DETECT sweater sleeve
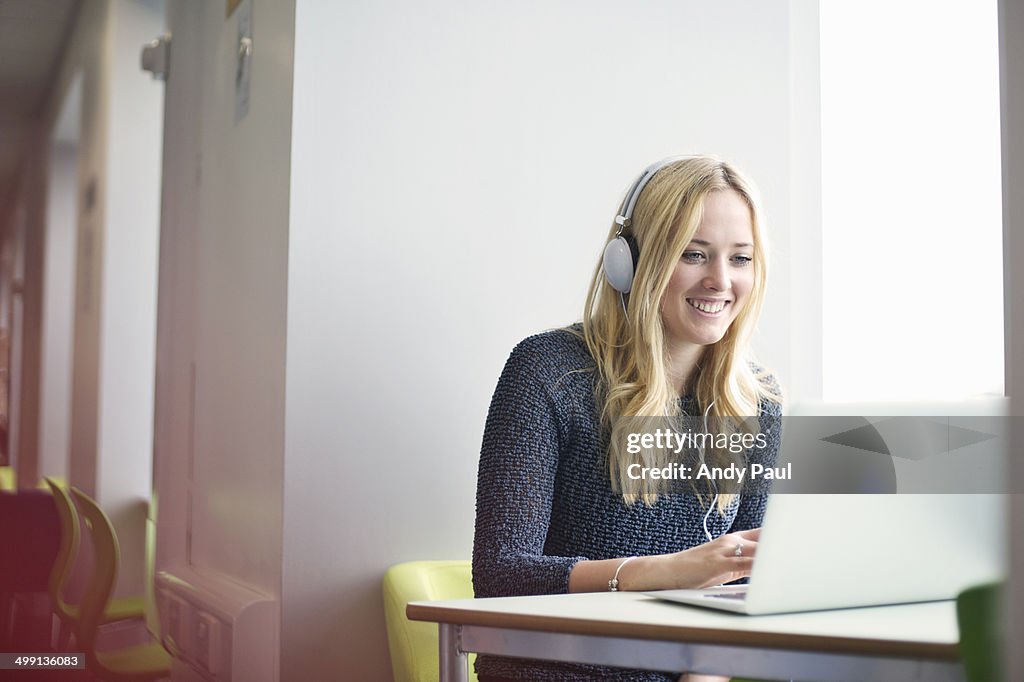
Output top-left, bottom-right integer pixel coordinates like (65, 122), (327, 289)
(472, 339), (588, 598)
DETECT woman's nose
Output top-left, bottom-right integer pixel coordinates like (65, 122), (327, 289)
(702, 259), (730, 291)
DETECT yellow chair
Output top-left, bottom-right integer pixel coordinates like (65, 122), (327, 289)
(383, 560), (478, 682)
(382, 561), (770, 682)
(40, 475), (67, 491)
(45, 478), (145, 648)
(70, 486), (171, 681)
(0, 466), (14, 491)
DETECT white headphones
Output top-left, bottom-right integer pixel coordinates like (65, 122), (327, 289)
(603, 155), (694, 294)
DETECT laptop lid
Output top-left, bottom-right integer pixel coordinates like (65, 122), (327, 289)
(741, 494), (1005, 615)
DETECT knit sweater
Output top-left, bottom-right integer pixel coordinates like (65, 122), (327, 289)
(472, 327), (782, 681)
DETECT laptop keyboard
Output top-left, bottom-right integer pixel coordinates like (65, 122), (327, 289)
(703, 590), (748, 600)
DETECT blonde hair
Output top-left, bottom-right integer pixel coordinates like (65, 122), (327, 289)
(581, 156), (780, 506)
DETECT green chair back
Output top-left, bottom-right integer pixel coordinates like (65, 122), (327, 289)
(957, 582), (1002, 682)
(383, 560), (477, 682)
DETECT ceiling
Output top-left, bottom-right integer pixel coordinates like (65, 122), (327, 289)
(0, 0), (81, 212)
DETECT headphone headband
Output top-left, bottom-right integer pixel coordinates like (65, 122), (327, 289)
(605, 155), (697, 296)
(614, 155), (694, 232)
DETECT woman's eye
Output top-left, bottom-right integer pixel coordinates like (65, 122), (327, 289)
(681, 251), (705, 263)
(732, 255), (753, 266)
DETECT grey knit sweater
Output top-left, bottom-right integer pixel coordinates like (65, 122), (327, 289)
(472, 327), (782, 681)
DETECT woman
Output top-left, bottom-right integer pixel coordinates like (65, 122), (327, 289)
(473, 156), (783, 682)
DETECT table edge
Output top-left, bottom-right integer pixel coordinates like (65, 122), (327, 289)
(406, 602), (962, 661)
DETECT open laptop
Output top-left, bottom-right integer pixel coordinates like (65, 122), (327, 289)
(648, 494), (1005, 615)
(650, 399), (1009, 614)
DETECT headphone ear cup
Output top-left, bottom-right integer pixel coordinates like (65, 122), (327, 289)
(603, 235), (639, 294)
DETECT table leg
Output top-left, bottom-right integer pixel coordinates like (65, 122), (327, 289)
(439, 623), (468, 682)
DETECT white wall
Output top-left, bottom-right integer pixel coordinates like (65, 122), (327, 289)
(38, 70), (83, 483)
(5, 197), (28, 478)
(153, 0), (293, 629)
(184, 0), (292, 593)
(63, 0), (111, 496)
(785, 0), (822, 403)
(39, 141), (78, 481)
(97, 0), (164, 596)
(152, 1), (294, 676)
(284, 1), (819, 678)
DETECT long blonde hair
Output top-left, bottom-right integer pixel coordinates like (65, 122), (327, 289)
(581, 156), (780, 506)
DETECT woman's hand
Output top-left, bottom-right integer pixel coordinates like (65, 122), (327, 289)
(627, 528), (761, 591)
(568, 528), (760, 593)
(668, 527), (760, 588)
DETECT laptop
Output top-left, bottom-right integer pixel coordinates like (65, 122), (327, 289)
(648, 494), (1005, 615)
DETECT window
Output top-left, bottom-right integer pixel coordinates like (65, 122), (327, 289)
(819, 0), (1003, 400)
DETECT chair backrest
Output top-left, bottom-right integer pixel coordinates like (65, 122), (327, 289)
(382, 560), (477, 682)
(957, 582), (1002, 682)
(69, 487), (120, 660)
(0, 466), (14, 491)
(44, 478), (80, 624)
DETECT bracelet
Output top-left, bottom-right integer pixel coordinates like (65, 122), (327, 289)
(608, 556), (638, 592)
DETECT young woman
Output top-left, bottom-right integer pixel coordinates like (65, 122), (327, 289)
(473, 156), (783, 682)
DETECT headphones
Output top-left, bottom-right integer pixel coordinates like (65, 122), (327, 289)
(603, 156), (694, 295)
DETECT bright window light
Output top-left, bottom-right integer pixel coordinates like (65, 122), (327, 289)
(819, 0), (1003, 401)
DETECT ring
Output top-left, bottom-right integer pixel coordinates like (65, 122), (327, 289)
(733, 544), (743, 557)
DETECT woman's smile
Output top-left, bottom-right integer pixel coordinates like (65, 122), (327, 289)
(685, 298), (730, 316)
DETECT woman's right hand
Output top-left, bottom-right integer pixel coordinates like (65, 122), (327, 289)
(568, 528), (761, 593)
(636, 528), (761, 590)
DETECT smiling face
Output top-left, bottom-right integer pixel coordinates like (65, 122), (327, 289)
(660, 188), (756, 355)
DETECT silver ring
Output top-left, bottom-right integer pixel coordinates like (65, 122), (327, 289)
(733, 544), (743, 557)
